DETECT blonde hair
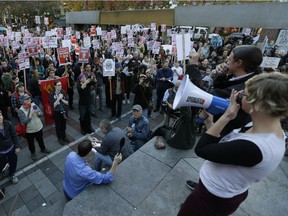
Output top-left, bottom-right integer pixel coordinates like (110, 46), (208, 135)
(245, 72), (288, 117)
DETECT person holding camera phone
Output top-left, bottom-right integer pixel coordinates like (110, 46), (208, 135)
(50, 80), (70, 145)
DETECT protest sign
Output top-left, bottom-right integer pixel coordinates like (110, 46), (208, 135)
(121, 26), (127, 35)
(260, 57), (281, 68)
(83, 36), (91, 47)
(35, 16), (40, 24)
(44, 17), (49, 25)
(18, 52), (30, 70)
(96, 27), (102, 36)
(176, 33), (191, 61)
(103, 59), (115, 77)
(57, 47), (71, 66)
(78, 47), (90, 63)
(275, 30), (288, 46)
(27, 44), (38, 57)
(91, 26), (96, 36)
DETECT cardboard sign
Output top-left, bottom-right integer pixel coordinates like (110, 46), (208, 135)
(176, 33), (191, 61)
(103, 59), (115, 77)
(161, 24), (166, 32)
(28, 44), (38, 57)
(83, 36), (91, 47)
(57, 28), (63, 38)
(78, 47), (90, 63)
(260, 57), (281, 68)
(35, 16), (41, 24)
(276, 30), (288, 46)
(151, 23), (157, 31)
(57, 47), (71, 66)
(18, 52), (30, 70)
(121, 26), (127, 35)
(96, 27), (102, 36)
(44, 17), (49, 25)
(91, 26), (96, 36)
(76, 31), (81, 39)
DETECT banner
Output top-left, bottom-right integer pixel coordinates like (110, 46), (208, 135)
(78, 47), (90, 63)
(57, 47), (71, 66)
(40, 76), (68, 125)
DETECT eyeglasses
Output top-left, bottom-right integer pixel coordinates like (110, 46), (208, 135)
(56, 84), (62, 86)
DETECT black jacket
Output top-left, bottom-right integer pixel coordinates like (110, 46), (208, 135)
(0, 120), (20, 152)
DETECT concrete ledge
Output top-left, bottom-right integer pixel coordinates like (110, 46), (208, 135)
(63, 137), (288, 216)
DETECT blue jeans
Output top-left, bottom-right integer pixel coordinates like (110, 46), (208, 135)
(94, 152), (113, 171)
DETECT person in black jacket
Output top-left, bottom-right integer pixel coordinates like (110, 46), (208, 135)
(77, 74), (94, 135)
(0, 110), (20, 184)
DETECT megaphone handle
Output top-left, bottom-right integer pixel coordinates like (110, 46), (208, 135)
(196, 117), (205, 124)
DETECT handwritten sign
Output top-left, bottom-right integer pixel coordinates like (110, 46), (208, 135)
(103, 59), (115, 77)
(275, 30), (288, 46)
(260, 57), (281, 68)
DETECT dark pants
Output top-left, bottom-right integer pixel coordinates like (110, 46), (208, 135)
(177, 179), (248, 216)
(125, 76), (133, 100)
(54, 111), (67, 140)
(68, 87), (74, 108)
(0, 146), (17, 177)
(79, 104), (92, 133)
(26, 129), (46, 153)
(156, 87), (166, 110)
(111, 94), (123, 118)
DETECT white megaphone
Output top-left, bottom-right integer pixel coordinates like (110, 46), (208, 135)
(173, 75), (229, 120)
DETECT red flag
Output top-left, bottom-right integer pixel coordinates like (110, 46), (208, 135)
(40, 77), (68, 125)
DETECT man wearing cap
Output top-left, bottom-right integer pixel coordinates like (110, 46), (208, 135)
(127, 105), (150, 151)
(18, 94), (51, 160)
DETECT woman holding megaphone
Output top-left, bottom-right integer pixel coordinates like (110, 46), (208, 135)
(178, 72), (288, 216)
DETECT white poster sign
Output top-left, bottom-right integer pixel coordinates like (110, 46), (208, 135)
(176, 34), (191, 61)
(260, 57), (281, 68)
(103, 59), (115, 77)
(276, 30), (288, 46)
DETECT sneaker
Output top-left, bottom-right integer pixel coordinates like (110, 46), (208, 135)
(122, 100), (126, 105)
(9, 175), (18, 184)
(31, 153), (37, 161)
(127, 99), (131, 104)
(41, 149), (51, 154)
(186, 180), (199, 191)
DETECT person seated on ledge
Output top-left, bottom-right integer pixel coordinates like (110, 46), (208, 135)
(94, 119), (125, 171)
(63, 139), (122, 200)
(126, 104), (150, 151)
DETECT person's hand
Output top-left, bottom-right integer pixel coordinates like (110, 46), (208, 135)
(223, 89), (240, 120)
(199, 109), (214, 128)
(127, 127), (132, 133)
(58, 93), (63, 99)
(127, 132), (133, 138)
(114, 153), (122, 164)
(15, 148), (20, 154)
(216, 63), (229, 75)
